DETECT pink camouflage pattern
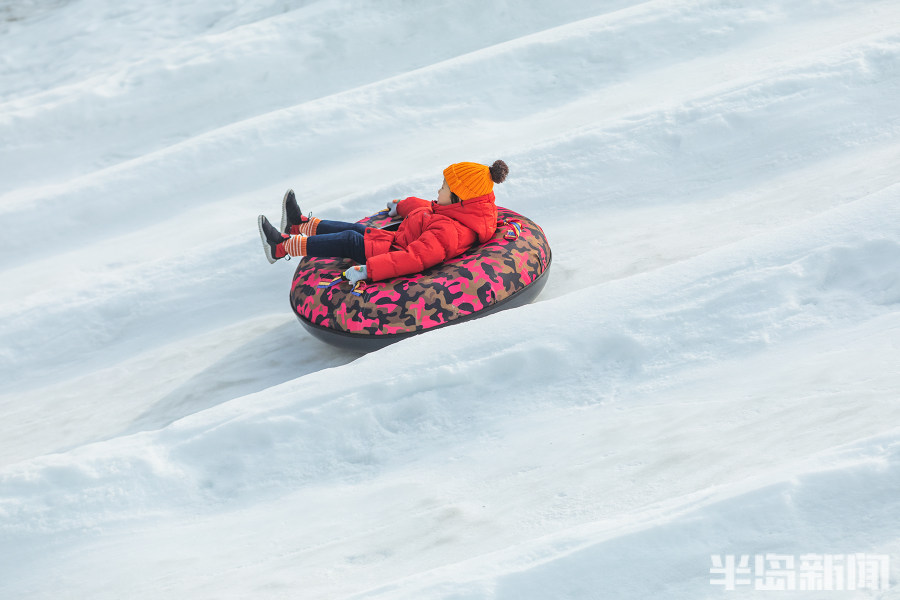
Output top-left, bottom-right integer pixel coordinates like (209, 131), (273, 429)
(289, 206), (551, 337)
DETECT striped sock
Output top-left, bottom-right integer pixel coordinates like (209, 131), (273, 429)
(290, 217), (320, 236)
(283, 235), (308, 257)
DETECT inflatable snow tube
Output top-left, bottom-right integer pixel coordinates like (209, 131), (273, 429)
(289, 206), (551, 352)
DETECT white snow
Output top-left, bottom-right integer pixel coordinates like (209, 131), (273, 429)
(2, 0), (899, 598)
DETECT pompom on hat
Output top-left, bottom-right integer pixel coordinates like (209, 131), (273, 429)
(443, 159), (509, 201)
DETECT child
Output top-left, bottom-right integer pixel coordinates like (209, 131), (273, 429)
(258, 160), (508, 283)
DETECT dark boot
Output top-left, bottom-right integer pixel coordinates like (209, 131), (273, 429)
(281, 189), (307, 234)
(258, 214), (288, 264)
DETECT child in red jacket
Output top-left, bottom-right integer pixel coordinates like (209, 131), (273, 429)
(258, 160), (508, 283)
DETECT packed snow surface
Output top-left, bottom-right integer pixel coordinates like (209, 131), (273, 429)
(2, 0), (899, 598)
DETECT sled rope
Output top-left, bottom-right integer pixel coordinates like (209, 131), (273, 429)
(317, 276), (343, 289)
(316, 275), (367, 298)
(500, 219), (522, 240)
(350, 281), (367, 296)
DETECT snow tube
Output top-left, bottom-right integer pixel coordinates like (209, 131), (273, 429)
(289, 206), (551, 351)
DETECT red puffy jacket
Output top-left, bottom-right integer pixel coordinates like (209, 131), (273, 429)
(364, 192), (498, 281)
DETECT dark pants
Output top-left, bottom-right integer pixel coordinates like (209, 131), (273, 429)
(305, 220), (367, 264)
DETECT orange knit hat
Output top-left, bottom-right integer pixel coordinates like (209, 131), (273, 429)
(443, 159), (509, 201)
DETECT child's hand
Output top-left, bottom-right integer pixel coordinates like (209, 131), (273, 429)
(387, 199), (399, 218)
(344, 265), (368, 284)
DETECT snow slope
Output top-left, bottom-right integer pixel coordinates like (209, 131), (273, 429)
(1, 0), (899, 598)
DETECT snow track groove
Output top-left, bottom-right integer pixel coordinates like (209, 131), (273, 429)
(3, 0), (898, 261)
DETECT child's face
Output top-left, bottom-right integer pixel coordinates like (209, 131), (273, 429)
(437, 179), (453, 205)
